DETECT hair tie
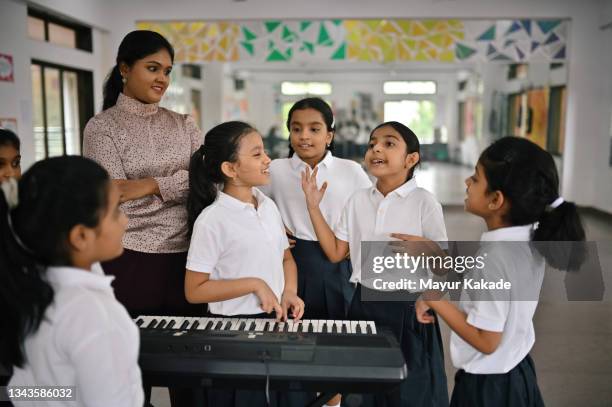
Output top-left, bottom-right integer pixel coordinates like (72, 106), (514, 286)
(1, 178), (34, 254)
(1, 178), (19, 209)
(548, 197), (564, 210)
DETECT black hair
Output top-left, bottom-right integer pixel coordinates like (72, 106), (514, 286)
(0, 156), (110, 368)
(286, 97), (336, 157)
(0, 129), (20, 150)
(187, 121), (257, 234)
(479, 136), (586, 270)
(370, 121), (421, 180)
(102, 30), (175, 110)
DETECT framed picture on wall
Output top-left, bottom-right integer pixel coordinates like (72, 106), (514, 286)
(547, 86), (566, 155)
(526, 88), (549, 150)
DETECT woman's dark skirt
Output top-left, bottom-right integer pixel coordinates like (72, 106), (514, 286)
(450, 354), (545, 407)
(101, 248), (203, 318)
(291, 237), (355, 319)
(345, 284), (449, 407)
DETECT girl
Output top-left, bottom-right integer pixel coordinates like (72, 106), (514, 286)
(185, 121), (304, 406)
(262, 97), (371, 320)
(262, 98), (371, 407)
(301, 121), (449, 407)
(414, 136), (585, 407)
(0, 156), (142, 406)
(0, 128), (21, 182)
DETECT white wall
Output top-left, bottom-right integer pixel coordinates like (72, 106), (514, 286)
(0, 0), (111, 168)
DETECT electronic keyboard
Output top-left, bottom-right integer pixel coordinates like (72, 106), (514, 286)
(136, 315), (407, 397)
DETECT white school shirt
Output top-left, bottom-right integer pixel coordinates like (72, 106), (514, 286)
(334, 178), (448, 284)
(186, 188), (288, 316)
(9, 263), (143, 407)
(260, 151), (371, 241)
(450, 225), (545, 374)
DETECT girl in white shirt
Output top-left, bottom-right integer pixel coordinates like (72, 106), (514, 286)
(262, 98), (371, 319)
(302, 121), (449, 407)
(414, 136), (586, 406)
(184, 121), (304, 407)
(261, 98), (371, 407)
(0, 156), (142, 407)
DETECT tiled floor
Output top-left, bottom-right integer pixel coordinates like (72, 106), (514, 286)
(151, 162), (612, 406)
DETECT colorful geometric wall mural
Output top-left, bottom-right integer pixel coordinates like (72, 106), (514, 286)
(136, 19), (568, 64)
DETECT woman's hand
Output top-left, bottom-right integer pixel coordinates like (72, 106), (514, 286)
(301, 167), (327, 210)
(113, 178), (159, 203)
(254, 280), (283, 320)
(416, 299), (435, 324)
(280, 290), (305, 321)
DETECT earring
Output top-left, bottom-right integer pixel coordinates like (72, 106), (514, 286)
(488, 203), (495, 209)
(122, 77), (127, 85)
(326, 143), (331, 147)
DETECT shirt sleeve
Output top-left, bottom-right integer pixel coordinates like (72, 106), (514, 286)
(334, 200), (350, 243)
(186, 212), (222, 274)
(154, 114), (203, 203)
(82, 117), (127, 180)
(422, 199), (448, 243)
(463, 254), (510, 333)
(57, 300), (144, 407)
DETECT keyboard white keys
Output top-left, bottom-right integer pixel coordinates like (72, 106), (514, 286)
(135, 315), (379, 335)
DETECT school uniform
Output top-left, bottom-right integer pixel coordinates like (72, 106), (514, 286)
(186, 188), (288, 406)
(335, 178), (449, 407)
(9, 264), (144, 407)
(450, 225), (545, 407)
(260, 151), (371, 318)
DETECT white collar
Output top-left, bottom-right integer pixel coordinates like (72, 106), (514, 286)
(371, 177), (418, 198)
(481, 225), (534, 241)
(290, 151), (334, 171)
(217, 188), (267, 211)
(45, 263), (114, 291)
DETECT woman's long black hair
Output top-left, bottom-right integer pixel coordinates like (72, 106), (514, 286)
(479, 136), (586, 270)
(102, 30), (174, 110)
(0, 156), (110, 368)
(187, 121), (256, 234)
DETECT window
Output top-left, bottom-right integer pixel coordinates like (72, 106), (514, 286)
(384, 100), (436, 144)
(383, 81), (436, 95)
(31, 60), (94, 160)
(27, 8), (92, 52)
(281, 81), (332, 96)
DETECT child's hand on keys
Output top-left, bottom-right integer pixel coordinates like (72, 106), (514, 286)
(281, 291), (305, 321)
(254, 280), (283, 321)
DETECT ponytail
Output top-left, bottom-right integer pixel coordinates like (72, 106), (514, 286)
(0, 191), (53, 368)
(187, 121), (257, 235)
(102, 65), (123, 111)
(0, 156), (110, 368)
(101, 30), (175, 110)
(478, 136), (586, 271)
(533, 200), (586, 270)
(187, 146), (218, 235)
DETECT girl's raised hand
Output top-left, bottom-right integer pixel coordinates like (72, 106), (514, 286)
(254, 280), (283, 321)
(301, 167), (328, 210)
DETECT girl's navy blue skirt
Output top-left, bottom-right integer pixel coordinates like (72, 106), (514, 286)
(346, 284), (449, 407)
(291, 237), (354, 318)
(450, 354), (545, 407)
